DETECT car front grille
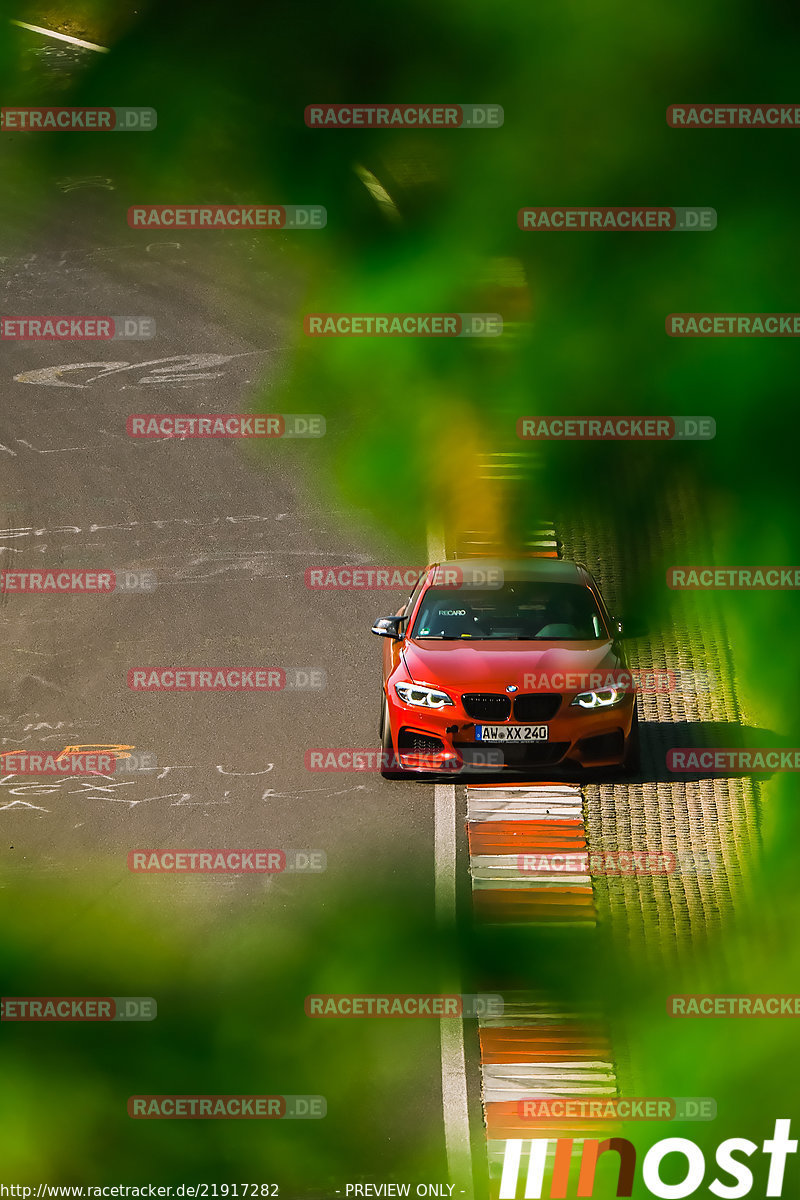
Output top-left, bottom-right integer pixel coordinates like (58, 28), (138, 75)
(462, 693), (512, 721)
(513, 694), (561, 721)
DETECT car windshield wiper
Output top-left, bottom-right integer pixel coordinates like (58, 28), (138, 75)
(414, 634), (476, 640)
(418, 634), (513, 640)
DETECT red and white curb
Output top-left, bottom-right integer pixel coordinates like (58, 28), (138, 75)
(467, 785), (594, 926)
(466, 785), (620, 1195)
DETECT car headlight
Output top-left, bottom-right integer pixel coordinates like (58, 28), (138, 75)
(570, 688), (626, 709)
(395, 682), (455, 709)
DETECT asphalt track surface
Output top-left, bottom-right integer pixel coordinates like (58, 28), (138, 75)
(0, 172), (477, 1193)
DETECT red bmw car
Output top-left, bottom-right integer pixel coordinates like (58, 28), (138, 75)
(372, 558), (641, 779)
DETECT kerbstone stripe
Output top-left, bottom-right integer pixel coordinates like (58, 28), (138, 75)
(467, 786), (585, 823)
(467, 786), (593, 925)
(466, 782), (620, 1191)
(480, 1009), (620, 1165)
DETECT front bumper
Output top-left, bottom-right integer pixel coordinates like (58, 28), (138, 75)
(385, 689), (636, 773)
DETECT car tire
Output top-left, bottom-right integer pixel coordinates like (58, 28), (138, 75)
(622, 706), (641, 776)
(380, 696), (408, 780)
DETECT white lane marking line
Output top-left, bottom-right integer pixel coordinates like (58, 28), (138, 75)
(428, 523), (473, 1197)
(434, 781), (458, 922)
(439, 1017), (473, 1194)
(10, 19), (110, 52)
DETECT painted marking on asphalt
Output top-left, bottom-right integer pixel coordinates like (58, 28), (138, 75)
(10, 19), (109, 53)
(0, 514), (290, 540)
(354, 164), (402, 224)
(13, 353), (265, 389)
(15, 439), (91, 454)
(439, 1016), (473, 1195)
(434, 780), (458, 923)
(57, 177), (115, 193)
(428, 524), (473, 1198)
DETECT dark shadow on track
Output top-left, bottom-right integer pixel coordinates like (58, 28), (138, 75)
(377, 720), (787, 786)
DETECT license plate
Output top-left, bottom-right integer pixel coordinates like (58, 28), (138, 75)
(475, 725), (549, 743)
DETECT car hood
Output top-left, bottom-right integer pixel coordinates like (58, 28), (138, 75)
(402, 639), (621, 692)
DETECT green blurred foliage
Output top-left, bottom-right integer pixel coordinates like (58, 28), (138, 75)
(4, 0), (800, 1191)
(0, 876), (459, 1188)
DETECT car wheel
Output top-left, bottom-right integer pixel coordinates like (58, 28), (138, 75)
(622, 706), (641, 776)
(380, 697), (408, 780)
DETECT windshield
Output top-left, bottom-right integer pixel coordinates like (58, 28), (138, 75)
(410, 581), (609, 641)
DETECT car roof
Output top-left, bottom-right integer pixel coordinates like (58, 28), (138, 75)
(429, 558), (590, 583)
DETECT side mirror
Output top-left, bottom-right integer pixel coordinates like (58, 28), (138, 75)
(371, 615), (406, 639)
(614, 616), (648, 639)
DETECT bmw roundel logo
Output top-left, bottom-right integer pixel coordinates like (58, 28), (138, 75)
(505, 684), (518, 693)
